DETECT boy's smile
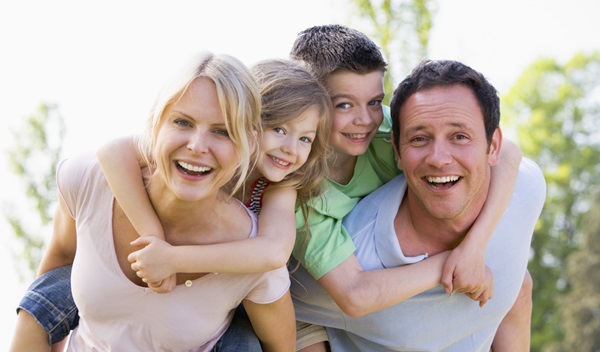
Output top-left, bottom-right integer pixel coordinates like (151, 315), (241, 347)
(326, 70), (385, 158)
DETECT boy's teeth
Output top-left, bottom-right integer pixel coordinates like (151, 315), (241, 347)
(178, 161), (211, 172)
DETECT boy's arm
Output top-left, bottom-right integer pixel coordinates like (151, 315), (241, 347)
(96, 136), (164, 239)
(440, 139), (522, 296)
(127, 185), (296, 282)
(243, 291), (296, 352)
(318, 250), (452, 318)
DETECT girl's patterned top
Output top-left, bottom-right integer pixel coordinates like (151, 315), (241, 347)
(246, 177), (270, 215)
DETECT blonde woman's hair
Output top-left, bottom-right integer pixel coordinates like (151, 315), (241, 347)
(138, 52), (262, 195)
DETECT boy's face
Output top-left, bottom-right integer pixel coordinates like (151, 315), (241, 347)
(325, 70), (385, 157)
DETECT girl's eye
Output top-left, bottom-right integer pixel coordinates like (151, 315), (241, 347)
(335, 102), (351, 109)
(368, 99), (383, 107)
(273, 127), (286, 134)
(299, 136), (312, 143)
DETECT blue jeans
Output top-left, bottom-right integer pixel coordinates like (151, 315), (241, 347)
(18, 265), (262, 350)
(17, 265), (78, 344)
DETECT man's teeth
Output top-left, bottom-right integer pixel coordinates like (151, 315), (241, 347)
(178, 161), (211, 173)
(427, 175), (459, 183)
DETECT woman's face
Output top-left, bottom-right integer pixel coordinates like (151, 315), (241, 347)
(154, 77), (239, 202)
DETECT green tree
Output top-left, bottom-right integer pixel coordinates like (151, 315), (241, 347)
(557, 190), (600, 351)
(4, 103), (65, 282)
(349, 0), (437, 104)
(502, 51), (600, 351)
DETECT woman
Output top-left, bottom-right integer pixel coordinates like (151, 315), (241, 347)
(10, 52), (295, 351)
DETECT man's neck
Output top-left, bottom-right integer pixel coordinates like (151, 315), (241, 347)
(394, 194), (475, 257)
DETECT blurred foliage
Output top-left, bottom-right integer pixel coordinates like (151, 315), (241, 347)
(4, 103), (64, 282)
(349, 0), (437, 105)
(502, 51), (600, 351)
(557, 190), (600, 351)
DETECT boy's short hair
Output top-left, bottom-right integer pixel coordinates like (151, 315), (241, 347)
(290, 24), (387, 81)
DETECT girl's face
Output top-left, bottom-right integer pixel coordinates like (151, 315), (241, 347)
(257, 106), (320, 183)
(326, 70), (385, 158)
(154, 77), (239, 202)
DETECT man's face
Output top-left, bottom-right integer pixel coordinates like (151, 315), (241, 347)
(395, 84), (501, 223)
(325, 70), (385, 157)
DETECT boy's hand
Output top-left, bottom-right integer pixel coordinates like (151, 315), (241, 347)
(128, 236), (176, 293)
(441, 244), (489, 295)
(463, 267), (494, 307)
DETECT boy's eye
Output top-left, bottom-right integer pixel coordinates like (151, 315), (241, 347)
(273, 127), (286, 134)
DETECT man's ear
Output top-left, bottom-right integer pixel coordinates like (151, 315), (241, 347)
(392, 132), (404, 170)
(488, 127), (503, 166)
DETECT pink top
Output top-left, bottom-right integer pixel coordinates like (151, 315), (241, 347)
(59, 153), (290, 351)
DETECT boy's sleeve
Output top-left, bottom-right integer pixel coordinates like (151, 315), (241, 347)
(293, 187), (358, 280)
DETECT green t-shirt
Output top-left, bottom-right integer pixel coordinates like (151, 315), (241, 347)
(293, 108), (401, 279)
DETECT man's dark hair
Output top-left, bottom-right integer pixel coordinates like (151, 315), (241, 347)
(390, 60), (500, 148)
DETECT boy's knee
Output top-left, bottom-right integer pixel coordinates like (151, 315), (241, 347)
(515, 270), (533, 310)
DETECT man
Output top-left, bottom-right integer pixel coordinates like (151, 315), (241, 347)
(290, 59), (545, 351)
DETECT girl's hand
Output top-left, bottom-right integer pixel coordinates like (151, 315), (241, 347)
(128, 236), (177, 293)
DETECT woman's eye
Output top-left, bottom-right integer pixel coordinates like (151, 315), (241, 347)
(174, 118), (192, 127)
(368, 99), (383, 107)
(214, 129), (230, 137)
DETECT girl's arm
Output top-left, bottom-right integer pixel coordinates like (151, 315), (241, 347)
(128, 185), (296, 282)
(243, 291), (296, 352)
(440, 138), (523, 297)
(97, 136), (176, 292)
(96, 136), (164, 240)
